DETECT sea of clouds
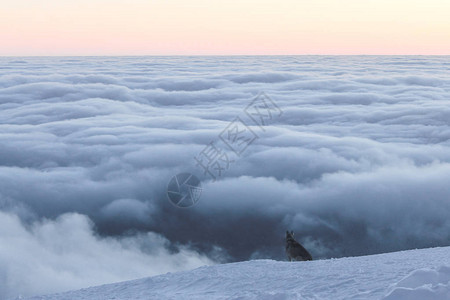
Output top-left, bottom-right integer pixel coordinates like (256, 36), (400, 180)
(1, 56), (450, 298)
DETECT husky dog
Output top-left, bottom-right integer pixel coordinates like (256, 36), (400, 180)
(285, 231), (312, 261)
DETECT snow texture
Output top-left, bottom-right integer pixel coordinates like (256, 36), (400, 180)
(383, 265), (450, 300)
(27, 246), (450, 300)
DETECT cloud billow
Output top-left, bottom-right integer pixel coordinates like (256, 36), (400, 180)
(1, 56), (450, 298)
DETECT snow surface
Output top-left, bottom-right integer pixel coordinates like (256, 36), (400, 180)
(26, 246), (450, 300)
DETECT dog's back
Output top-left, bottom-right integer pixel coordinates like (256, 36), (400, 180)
(285, 231), (312, 261)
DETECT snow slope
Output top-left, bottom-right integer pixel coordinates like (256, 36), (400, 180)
(26, 246), (450, 300)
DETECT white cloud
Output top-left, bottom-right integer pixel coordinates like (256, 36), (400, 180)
(1, 55), (450, 298)
(0, 212), (213, 299)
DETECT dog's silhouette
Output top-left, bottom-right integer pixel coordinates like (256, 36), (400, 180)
(285, 230), (312, 261)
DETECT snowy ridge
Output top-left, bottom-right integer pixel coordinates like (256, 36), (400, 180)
(26, 246), (450, 300)
(384, 266), (450, 300)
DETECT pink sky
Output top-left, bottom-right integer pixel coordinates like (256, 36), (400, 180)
(1, 0), (449, 55)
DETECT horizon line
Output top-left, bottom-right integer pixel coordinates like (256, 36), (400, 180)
(2, 54), (450, 58)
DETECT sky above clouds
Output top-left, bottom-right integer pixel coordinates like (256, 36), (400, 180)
(1, 56), (450, 298)
(1, 0), (450, 55)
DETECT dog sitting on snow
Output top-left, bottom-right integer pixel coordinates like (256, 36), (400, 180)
(285, 230), (313, 261)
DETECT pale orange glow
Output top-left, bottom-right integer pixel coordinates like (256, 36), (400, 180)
(1, 0), (449, 55)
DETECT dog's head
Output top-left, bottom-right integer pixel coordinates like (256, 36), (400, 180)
(286, 230), (295, 241)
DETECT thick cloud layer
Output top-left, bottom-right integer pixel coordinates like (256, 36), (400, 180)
(0, 212), (213, 299)
(1, 56), (450, 298)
